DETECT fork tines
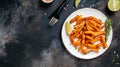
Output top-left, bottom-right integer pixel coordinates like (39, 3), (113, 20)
(48, 17), (58, 27)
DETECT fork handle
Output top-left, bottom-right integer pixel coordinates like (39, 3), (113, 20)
(56, 0), (70, 15)
(49, 0), (70, 18)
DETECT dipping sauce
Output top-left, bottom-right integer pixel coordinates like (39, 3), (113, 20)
(42, 0), (53, 3)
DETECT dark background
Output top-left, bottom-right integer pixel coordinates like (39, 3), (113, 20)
(0, 0), (120, 67)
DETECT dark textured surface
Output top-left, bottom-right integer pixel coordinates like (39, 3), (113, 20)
(0, 0), (120, 67)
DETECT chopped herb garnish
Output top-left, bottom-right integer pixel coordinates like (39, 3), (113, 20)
(105, 18), (112, 41)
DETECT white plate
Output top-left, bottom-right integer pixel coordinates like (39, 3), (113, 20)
(61, 8), (113, 59)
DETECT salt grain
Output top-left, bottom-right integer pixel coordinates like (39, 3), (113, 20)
(45, 13), (47, 15)
(81, 5), (83, 7)
(83, 0), (86, 3)
(64, 7), (67, 10)
(115, 62), (119, 65)
(116, 54), (119, 58)
(66, 4), (69, 7)
(114, 51), (116, 54)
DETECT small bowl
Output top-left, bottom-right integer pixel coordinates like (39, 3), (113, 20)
(42, 0), (53, 4)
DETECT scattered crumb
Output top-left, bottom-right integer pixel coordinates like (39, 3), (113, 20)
(64, 7), (67, 10)
(83, 0), (86, 3)
(57, 2), (59, 5)
(114, 51), (116, 54)
(115, 62), (119, 65)
(81, 5), (83, 7)
(89, 4), (95, 8)
(66, 4), (69, 7)
(45, 13), (47, 15)
(116, 54), (119, 58)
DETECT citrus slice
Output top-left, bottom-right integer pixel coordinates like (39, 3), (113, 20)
(75, 0), (81, 8)
(108, 0), (120, 11)
(65, 22), (72, 35)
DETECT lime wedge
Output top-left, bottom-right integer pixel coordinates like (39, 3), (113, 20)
(108, 0), (120, 11)
(75, 0), (81, 8)
(65, 22), (72, 35)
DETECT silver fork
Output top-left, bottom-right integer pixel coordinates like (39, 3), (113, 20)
(48, 0), (70, 27)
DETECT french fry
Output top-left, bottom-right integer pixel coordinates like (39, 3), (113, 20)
(69, 34), (77, 47)
(70, 15), (82, 23)
(70, 16), (77, 23)
(74, 38), (81, 46)
(82, 32), (85, 45)
(85, 21), (94, 31)
(85, 39), (91, 44)
(92, 17), (103, 24)
(88, 21), (100, 31)
(76, 15), (82, 21)
(85, 31), (106, 36)
(90, 37), (100, 43)
(96, 43), (102, 49)
(89, 20), (97, 27)
(86, 44), (98, 49)
(85, 35), (93, 40)
(78, 45), (84, 51)
(81, 48), (99, 54)
(101, 36), (108, 48)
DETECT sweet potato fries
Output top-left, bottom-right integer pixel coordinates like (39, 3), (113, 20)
(69, 15), (107, 54)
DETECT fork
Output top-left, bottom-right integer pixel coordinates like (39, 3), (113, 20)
(49, 14), (59, 26)
(48, 0), (70, 27)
